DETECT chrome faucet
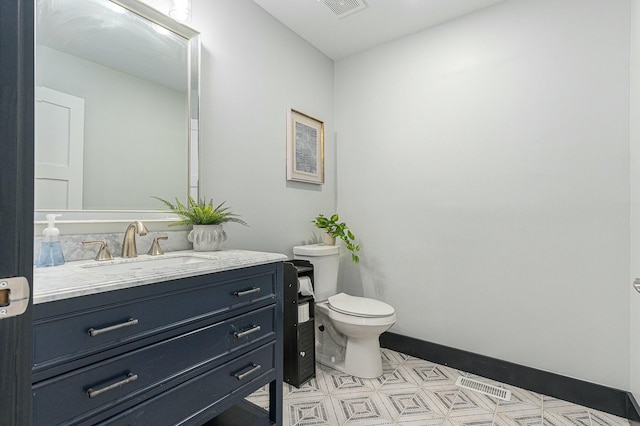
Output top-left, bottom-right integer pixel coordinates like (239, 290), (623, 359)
(121, 221), (148, 258)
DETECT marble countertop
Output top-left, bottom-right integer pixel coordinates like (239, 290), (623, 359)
(33, 249), (288, 304)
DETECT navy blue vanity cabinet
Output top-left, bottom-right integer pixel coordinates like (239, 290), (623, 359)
(32, 262), (284, 426)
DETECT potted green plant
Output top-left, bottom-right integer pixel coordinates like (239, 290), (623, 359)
(154, 195), (248, 251)
(312, 213), (361, 263)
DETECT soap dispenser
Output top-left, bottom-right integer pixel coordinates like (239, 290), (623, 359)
(35, 214), (65, 267)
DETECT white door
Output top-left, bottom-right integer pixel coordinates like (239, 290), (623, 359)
(34, 86), (85, 210)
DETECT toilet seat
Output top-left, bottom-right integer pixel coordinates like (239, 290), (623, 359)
(328, 293), (395, 318)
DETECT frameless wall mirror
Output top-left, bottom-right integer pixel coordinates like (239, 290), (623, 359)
(34, 0), (199, 223)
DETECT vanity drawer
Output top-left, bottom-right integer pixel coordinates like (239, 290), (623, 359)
(32, 305), (276, 426)
(98, 342), (276, 426)
(33, 270), (276, 372)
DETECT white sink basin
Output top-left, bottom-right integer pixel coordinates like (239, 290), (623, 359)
(81, 255), (211, 274)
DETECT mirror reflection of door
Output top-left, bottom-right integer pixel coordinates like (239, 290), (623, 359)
(35, 0), (194, 212)
(35, 86), (84, 210)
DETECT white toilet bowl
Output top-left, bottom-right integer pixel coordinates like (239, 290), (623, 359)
(316, 293), (396, 378)
(292, 244), (397, 379)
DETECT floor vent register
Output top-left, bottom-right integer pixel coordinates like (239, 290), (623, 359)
(455, 376), (512, 401)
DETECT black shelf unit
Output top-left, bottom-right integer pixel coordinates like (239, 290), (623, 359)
(283, 260), (316, 388)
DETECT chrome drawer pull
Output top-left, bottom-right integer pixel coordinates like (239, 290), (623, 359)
(234, 287), (260, 297)
(87, 373), (138, 399)
(234, 325), (261, 339)
(88, 318), (139, 337)
(234, 364), (261, 381)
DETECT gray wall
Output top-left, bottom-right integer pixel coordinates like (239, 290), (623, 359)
(148, 0), (633, 390)
(334, 0), (630, 389)
(191, 0), (337, 258)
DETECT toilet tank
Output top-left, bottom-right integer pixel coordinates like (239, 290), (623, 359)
(293, 244), (340, 302)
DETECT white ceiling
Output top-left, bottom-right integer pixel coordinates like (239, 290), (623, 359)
(253, 0), (507, 60)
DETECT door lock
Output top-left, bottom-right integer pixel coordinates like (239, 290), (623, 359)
(0, 277), (29, 319)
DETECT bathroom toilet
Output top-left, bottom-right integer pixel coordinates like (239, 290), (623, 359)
(293, 244), (396, 379)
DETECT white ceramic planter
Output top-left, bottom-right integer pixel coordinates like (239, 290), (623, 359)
(188, 224), (227, 251)
(323, 234), (336, 246)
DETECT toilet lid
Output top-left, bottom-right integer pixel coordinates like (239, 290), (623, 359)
(327, 293), (395, 318)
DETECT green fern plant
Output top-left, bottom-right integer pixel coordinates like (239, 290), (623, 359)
(312, 213), (361, 263)
(153, 195), (248, 227)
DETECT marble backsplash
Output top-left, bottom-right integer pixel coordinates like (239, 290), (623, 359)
(34, 230), (192, 263)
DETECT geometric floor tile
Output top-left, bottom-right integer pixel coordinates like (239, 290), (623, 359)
(386, 390), (434, 416)
(287, 397), (337, 426)
(373, 365), (419, 391)
(494, 389), (543, 426)
(338, 395), (382, 419)
(432, 388), (464, 414)
(330, 390), (395, 424)
(543, 410), (591, 426)
(589, 411), (632, 426)
(427, 366), (459, 384)
(446, 388), (497, 425)
(245, 348), (632, 426)
(494, 411), (542, 426)
(286, 377), (329, 400)
(543, 397), (592, 426)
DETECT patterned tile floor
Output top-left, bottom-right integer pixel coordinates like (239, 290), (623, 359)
(246, 348), (630, 426)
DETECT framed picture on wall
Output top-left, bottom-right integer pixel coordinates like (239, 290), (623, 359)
(287, 109), (324, 184)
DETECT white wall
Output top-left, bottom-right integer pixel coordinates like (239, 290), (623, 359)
(190, 0), (336, 257)
(335, 0), (630, 389)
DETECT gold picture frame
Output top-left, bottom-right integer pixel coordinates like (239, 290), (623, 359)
(287, 109), (324, 184)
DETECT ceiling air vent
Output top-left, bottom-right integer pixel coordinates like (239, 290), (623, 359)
(319, 0), (367, 18)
